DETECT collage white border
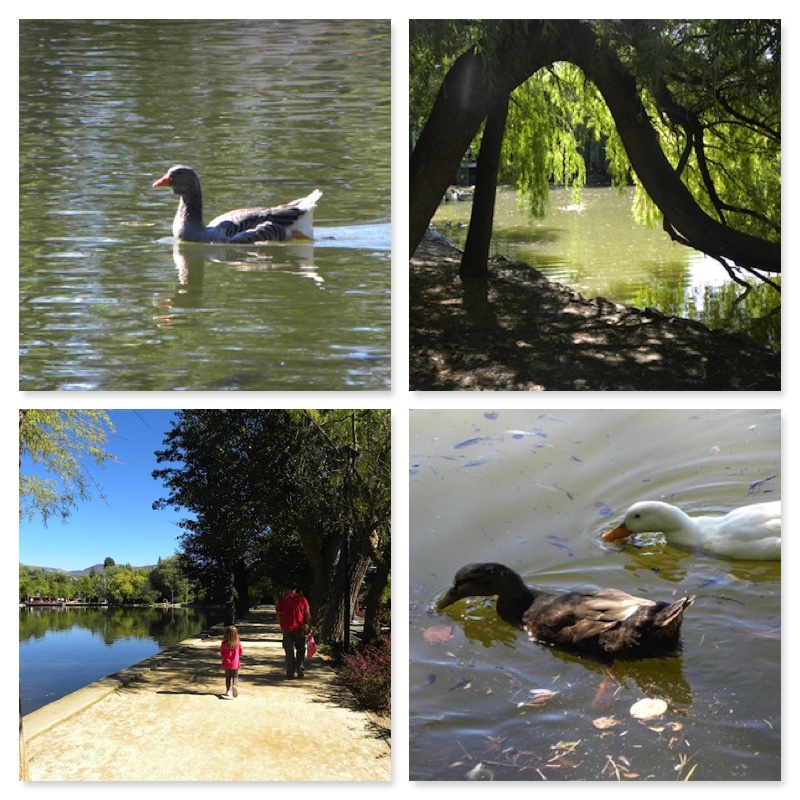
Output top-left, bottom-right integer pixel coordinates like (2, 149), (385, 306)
(10, 3), (792, 794)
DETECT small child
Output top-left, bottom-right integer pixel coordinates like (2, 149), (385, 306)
(220, 625), (243, 698)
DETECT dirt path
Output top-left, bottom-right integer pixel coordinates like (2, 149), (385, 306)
(410, 235), (780, 391)
(23, 608), (390, 781)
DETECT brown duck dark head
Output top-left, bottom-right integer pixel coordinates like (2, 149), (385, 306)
(437, 563), (535, 626)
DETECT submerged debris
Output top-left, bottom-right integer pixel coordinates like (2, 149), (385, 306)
(423, 625), (454, 644)
(517, 688), (559, 707)
(465, 762), (495, 781)
(630, 698), (668, 720)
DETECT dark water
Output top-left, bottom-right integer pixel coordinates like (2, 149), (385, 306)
(19, 19), (390, 391)
(19, 606), (221, 715)
(433, 187), (780, 350)
(410, 409), (781, 781)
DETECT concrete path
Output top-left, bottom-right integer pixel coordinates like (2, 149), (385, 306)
(23, 608), (391, 781)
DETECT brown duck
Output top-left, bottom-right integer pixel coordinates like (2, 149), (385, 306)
(437, 563), (694, 659)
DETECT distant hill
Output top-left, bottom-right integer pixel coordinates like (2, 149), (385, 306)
(20, 563), (157, 576)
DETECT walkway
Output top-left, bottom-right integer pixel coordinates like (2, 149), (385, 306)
(23, 608), (391, 781)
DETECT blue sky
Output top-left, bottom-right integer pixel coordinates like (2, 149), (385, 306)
(19, 410), (190, 572)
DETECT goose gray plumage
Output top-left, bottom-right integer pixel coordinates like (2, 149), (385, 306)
(153, 165), (322, 244)
(437, 562), (694, 659)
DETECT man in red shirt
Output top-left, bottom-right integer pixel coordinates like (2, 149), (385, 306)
(275, 584), (312, 678)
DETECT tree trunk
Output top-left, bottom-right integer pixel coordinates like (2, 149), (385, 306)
(233, 558), (249, 619)
(410, 22), (555, 254)
(460, 94), (510, 283)
(223, 566), (236, 626)
(319, 549), (370, 645)
(361, 556), (389, 643)
(563, 22), (780, 274)
(409, 20), (780, 274)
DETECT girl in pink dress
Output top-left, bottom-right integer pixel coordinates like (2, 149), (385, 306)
(220, 625), (243, 698)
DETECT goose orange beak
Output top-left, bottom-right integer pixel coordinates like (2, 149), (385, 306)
(152, 174), (172, 188)
(601, 524), (634, 542)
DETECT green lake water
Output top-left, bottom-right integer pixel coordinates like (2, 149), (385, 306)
(20, 19), (390, 391)
(433, 186), (779, 350)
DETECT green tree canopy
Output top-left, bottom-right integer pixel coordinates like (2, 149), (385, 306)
(19, 410), (116, 526)
(410, 20), (780, 286)
(152, 410), (391, 643)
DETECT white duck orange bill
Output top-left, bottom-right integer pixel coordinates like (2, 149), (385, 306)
(601, 524), (634, 542)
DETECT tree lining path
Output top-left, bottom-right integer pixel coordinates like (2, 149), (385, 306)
(410, 235), (780, 391)
(23, 607), (390, 781)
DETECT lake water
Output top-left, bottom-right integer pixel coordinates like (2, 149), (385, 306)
(19, 19), (390, 391)
(410, 409), (780, 781)
(433, 187), (780, 350)
(19, 606), (221, 715)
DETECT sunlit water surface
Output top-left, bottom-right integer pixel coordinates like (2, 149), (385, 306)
(20, 20), (390, 391)
(19, 606), (220, 715)
(433, 187), (779, 350)
(410, 409), (780, 781)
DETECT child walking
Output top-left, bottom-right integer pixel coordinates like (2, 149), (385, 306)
(220, 625), (243, 699)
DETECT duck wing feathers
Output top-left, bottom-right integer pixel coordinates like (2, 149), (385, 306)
(523, 589), (694, 658)
(208, 199), (314, 243)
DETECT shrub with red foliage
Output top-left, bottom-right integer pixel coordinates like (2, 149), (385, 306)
(340, 636), (391, 715)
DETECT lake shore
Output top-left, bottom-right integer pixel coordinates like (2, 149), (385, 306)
(410, 234), (780, 391)
(23, 607), (390, 781)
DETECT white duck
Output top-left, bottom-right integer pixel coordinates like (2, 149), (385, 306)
(602, 500), (781, 561)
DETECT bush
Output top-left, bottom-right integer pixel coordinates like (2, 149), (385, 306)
(339, 636), (391, 715)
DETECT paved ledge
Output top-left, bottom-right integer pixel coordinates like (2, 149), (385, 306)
(23, 607), (391, 781)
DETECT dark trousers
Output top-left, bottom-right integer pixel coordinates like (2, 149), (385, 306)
(224, 668), (238, 690)
(282, 628), (306, 676)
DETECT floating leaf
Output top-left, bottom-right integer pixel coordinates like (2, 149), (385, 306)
(518, 688), (559, 707)
(454, 437), (487, 449)
(465, 763), (494, 781)
(593, 716), (620, 729)
(423, 625), (453, 644)
(551, 740), (581, 751)
(630, 698), (668, 720)
(682, 763), (698, 781)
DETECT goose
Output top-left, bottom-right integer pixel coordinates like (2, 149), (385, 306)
(602, 500), (780, 560)
(152, 165), (321, 244)
(437, 562), (694, 659)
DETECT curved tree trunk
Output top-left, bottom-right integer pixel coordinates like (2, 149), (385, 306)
(410, 20), (780, 274)
(564, 23), (780, 274)
(410, 23), (553, 254)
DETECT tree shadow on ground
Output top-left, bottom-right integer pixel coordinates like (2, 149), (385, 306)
(410, 237), (780, 391)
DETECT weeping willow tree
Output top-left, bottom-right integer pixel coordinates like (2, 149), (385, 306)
(410, 20), (780, 289)
(19, 409), (116, 525)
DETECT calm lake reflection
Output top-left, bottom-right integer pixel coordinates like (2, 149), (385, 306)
(433, 187), (780, 350)
(20, 19), (390, 391)
(19, 605), (220, 715)
(410, 409), (780, 781)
